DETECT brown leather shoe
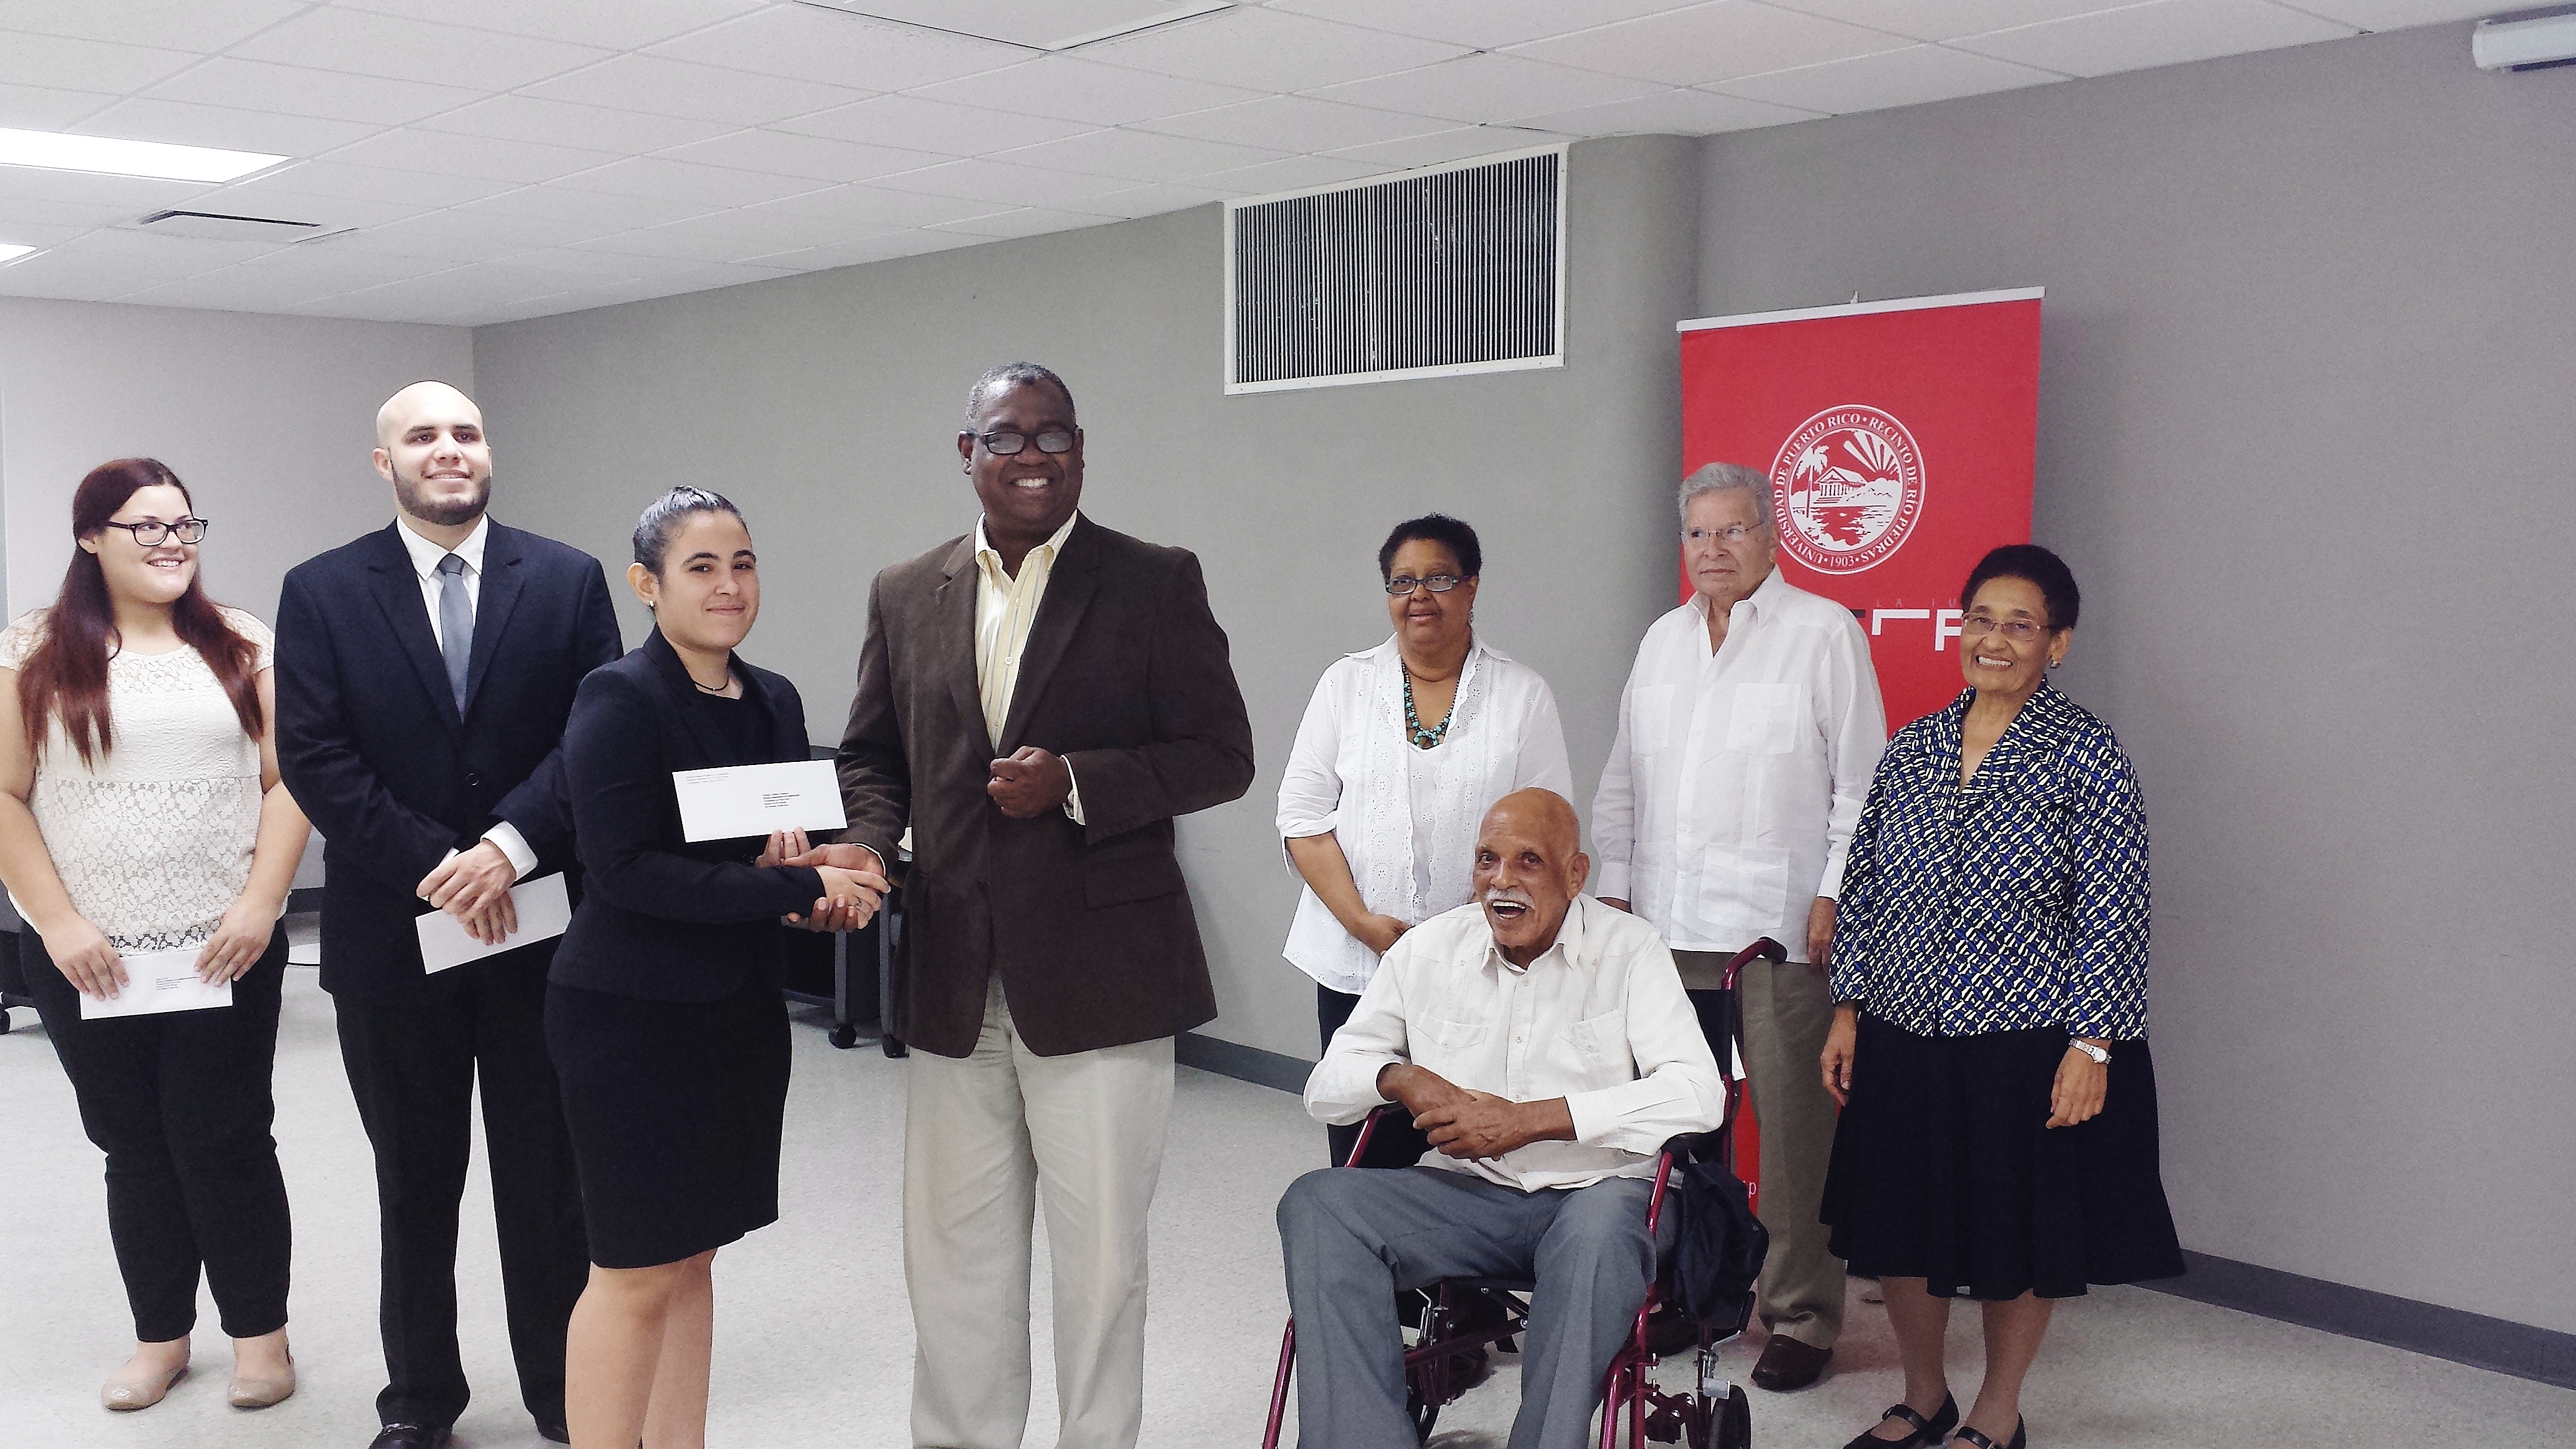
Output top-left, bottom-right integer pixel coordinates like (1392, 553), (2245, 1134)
(1750, 1334), (1833, 1391)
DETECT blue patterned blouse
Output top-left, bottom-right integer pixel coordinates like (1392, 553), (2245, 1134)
(1828, 680), (2151, 1040)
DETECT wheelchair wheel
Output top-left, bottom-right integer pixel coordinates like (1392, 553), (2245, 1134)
(1713, 1383), (1750, 1449)
(1405, 1380), (1439, 1443)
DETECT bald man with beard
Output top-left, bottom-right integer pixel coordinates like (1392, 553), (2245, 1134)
(1285, 789), (1727, 1449)
(275, 381), (622, 1449)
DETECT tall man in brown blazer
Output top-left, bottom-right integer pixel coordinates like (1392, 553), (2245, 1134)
(824, 363), (1253, 1449)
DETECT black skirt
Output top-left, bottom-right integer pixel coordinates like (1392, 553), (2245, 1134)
(545, 975), (790, 1269)
(1820, 1015), (2184, 1300)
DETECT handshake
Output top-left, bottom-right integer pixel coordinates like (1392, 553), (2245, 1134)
(413, 828), (890, 945)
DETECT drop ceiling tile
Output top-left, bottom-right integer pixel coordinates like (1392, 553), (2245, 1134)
(993, 129), (1284, 185)
(1314, 53), (1669, 125)
(1508, 1), (1911, 87)
(229, 243), (456, 285)
(228, 10), (612, 92)
(1082, 7), (1470, 93)
(0, 195), (142, 229)
(0, 82), (116, 131)
(0, 167), (210, 212)
(645, 6), (1022, 90)
(5, 238), (225, 288)
(213, 160), (517, 208)
(175, 187), (432, 230)
(1766, 1), (2137, 42)
(116, 266), (364, 313)
(1953, 0), (2354, 76)
(1073, 180), (1239, 218)
(324, 130), (624, 185)
(417, 95), (736, 152)
(333, 265), (583, 316)
(567, 227), (788, 264)
(501, 246), (718, 281)
(867, 157), (1138, 209)
(654, 129), (953, 183)
(2281, 1), (2492, 29)
(1189, 152), (1387, 195)
(0, 253), (154, 301)
(743, 231), (982, 271)
(73, 98), (385, 157)
(908, 57), (1267, 128)
(0, 30), (201, 94)
(637, 207), (901, 250)
(325, 208), (623, 263)
(333, 0), (768, 50)
(929, 206), (1122, 240)
(555, 157), (832, 207)
(1266, 0), (1704, 49)
(1134, 95), (1453, 152)
(69, 228), (292, 270)
(774, 95), (1092, 157)
(144, 59), (487, 126)
(461, 185), (726, 230)
(1717, 42), (2067, 111)
(0, 222), (85, 249)
(1322, 125), (1575, 172)
(521, 56), (872, 128)
(752, 183), (1015, 228)
(1515, 88), (1820, 135)
(0, 1), (304, 51)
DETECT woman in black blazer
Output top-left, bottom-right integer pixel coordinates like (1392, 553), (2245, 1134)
(547, 488), (884, 1449)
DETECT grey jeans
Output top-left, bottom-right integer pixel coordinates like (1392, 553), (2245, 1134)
(1277, 1166), (1674, 1449)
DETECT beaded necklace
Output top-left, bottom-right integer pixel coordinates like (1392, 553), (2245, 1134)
(1402, 665), (1458, 750)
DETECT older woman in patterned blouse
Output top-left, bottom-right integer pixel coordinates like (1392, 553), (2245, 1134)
(1818, 544), (2182, 1449)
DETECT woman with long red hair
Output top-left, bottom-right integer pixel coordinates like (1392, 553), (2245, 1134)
(0, 458), (310, 1415)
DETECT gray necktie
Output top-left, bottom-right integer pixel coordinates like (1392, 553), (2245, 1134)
(435, 552), (472, 714)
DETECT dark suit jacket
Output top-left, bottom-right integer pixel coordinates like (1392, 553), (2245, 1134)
(276, 520), (622, 1000)
(550, 630), (828, 1004)
(837, 514), (1255, 1058)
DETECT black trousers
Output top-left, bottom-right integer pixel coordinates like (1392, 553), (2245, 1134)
(24, 925), (293, 1342)
(1317, 982), (1433, 1171)
(334, 947), (588, 1430)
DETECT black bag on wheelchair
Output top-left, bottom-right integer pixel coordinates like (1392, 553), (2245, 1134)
(1665, 1135), (1769, 1339)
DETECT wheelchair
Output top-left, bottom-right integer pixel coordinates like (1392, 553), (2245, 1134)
(1261, 938), (1783, 1448)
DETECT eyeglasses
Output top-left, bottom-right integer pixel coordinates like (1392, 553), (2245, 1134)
(1683, 524), (1765, 545)
(1385, 573), (1463, 597)
(101, 518), (209, 546)
(970, 429), (1075, 456)
(1961, 614), (2051, 642)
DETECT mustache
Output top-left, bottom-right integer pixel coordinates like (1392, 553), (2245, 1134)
(1479, 886), (1534, 910)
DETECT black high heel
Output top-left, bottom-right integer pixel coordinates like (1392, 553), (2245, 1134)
(1950, 1419), (2027, 1449)
(1842, 1393), (1959, 1449)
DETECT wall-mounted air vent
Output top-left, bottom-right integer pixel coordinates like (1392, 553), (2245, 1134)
(1225, 147), (1565, 395)
(127, 210), (328, 242)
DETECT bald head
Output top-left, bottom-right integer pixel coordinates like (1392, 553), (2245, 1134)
(374, 380), (492, 534)
(376, 379), (479, 448)
(1473, 789), (1591, 967)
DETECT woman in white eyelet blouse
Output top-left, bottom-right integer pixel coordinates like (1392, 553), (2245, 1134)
(1276, 515), (1571, 1168)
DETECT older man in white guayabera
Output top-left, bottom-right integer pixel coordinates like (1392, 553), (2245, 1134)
(1591, 462), (1886, 1392)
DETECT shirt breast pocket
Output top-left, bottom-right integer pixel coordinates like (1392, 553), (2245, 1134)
(1629, 685), (1677, 756)
(1417, 1016), (1489, 1056)
(1562, 1009), (1634, 1090)
(1725, 682), (1804, 756)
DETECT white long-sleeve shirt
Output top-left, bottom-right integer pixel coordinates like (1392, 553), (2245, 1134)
(1276, 636), (1571, 995)
(1304, 895), (1725, 1192)
(393, 514), (534, 879)
(1589, 568), (1886, 959)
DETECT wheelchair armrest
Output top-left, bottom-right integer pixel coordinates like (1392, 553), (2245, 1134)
(1656, 1129), (1730, 1165)
(1341, 1103), (1405, 1169)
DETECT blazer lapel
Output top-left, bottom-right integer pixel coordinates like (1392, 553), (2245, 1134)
(364, 527), (461, 733)
(640, 631), (730, 766)
(462, 524), (529, 717)
(997, 517), (1101, 754)
(934, 534), (986, 748)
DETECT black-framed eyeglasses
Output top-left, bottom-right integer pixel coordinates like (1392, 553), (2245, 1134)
(101, 518), (208, 546)
(1384, 573), (1464, 597)
(969, 429), (1076, 456)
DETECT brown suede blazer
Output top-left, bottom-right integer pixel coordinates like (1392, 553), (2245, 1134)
(836, 514), (1255, 1058)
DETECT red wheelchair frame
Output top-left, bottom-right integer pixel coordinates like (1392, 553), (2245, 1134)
(1262, 937), (1783, 1448)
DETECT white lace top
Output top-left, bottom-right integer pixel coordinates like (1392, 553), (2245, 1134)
(1275, 636), (1573, 995)
(1, 607), (275, 950)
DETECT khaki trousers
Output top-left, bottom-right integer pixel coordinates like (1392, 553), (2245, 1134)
(904, 975), (1176, 1449)
(1676, 951), (1845, 1351)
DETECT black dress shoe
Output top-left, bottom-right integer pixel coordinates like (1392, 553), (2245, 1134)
(368, 1425), (452, 1449)
(1951, 1418), (2027, 1449)
(535, 1417), (570, 1443)
(1842, 1394), (1958, 1449)
(1749, 1334), (1833, 1391)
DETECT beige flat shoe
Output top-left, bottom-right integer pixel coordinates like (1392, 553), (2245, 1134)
(100, 1362), (187, 1412)
(228, 1355), (296, 1409)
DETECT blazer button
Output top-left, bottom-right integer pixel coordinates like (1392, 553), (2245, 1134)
(466, 773), (482, 786)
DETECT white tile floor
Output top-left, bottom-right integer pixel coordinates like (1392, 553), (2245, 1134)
(2, 952), (2569, 1448)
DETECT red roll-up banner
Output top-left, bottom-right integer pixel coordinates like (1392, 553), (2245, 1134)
(1678, 288), (2043, 731)
(1676, 289), (2042, 1199)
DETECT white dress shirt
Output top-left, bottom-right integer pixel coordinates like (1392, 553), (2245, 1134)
(394, 515), (535, 879)
(1276, 637), (1571, 996)
(973, 510), (1085, 824)
(1305, 895), (1725, 1191)
(1590, 568), (1885, 959)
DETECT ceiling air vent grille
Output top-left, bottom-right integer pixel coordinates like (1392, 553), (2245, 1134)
(1225, 147), (1565, 394)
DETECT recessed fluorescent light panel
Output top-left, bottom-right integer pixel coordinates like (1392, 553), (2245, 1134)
(0, 243), (36, 263)
(803, 1), (1232, 51)
(0, 127), (285, 183)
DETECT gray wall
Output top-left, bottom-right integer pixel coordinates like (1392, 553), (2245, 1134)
(1695, 23), (2574, 1332)
(473, 135), (1701, 1068)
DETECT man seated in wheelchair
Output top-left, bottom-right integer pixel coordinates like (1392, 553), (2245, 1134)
(1281, 788), (1725, 1448)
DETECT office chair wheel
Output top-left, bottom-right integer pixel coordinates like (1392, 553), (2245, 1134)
(827, 1023), (859, 1050)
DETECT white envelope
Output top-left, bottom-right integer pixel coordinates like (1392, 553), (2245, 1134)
(672, 758), (846, 843)
(80, 946), (234, 1020)
(416, 872), (574, 974)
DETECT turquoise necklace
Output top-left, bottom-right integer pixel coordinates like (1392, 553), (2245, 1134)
(1402, 665), (1458, 750)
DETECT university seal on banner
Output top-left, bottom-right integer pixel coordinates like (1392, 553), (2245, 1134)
(1770, 405), (1925, 574)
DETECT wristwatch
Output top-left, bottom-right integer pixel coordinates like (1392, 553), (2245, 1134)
(2069, 1039), (2110, 1065)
